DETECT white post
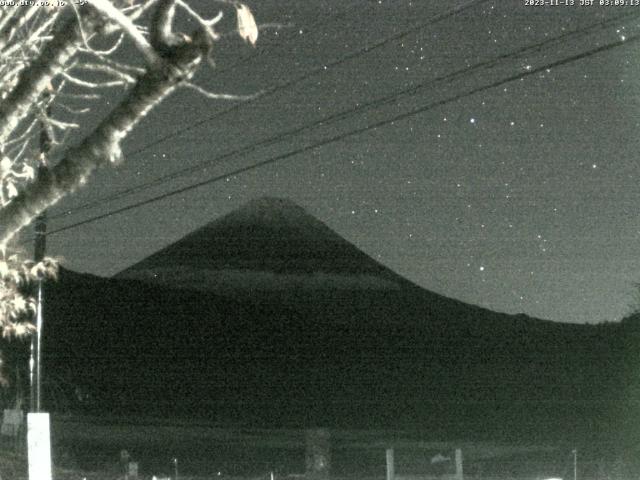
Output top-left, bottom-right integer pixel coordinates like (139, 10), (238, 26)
(305, 428), (331, 479)
(386, 448), (395, 480)
(27, 412), (52, 480)
(455, 448), (463, 480)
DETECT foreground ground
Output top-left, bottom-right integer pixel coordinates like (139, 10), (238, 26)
(0, 414), (622, 480)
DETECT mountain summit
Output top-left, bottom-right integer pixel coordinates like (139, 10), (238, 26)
(116, 197), (409, 292)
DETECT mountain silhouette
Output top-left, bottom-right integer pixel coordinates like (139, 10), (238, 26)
(114, 197), (483, 326)
(116, 196), (411, 293)
(22, 197), (640, 446)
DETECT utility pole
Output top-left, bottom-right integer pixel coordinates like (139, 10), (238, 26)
(30, 89), (51, 413)
(27, 89), (53, 480)
(30, 209), (45, 412)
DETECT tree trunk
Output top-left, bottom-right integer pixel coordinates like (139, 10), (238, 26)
(0, 38), (207, 246)
(0, 8), (102, 145)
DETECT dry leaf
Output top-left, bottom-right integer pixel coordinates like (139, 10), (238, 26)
(236, 3), (258, 46)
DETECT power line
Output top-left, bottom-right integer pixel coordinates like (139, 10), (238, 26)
(42, 2), (374, 223)
(49, 0), (490, 220)
(121, 0), (489, 155)
(50, 8), (640, 222)
(45, 30), (640, 238)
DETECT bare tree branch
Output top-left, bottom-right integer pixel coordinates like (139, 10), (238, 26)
(182, 81), (260, 101)
(150, 0), (186, 56)
(176, 0), (222, 41)
(58, 92), (102, 101)
(2, 10), (61, 59)
(73, 63), (139, 83)
(0, 0), (260, 339)
(0, 8), (103, 145)
(4, 118), (38, 148)
(61, 71), (128, 89)
(128, 0), (163, 22)
(57, 104), (91, 115)
(79, 32), (125, 56)
(9, 138), (31, 164)
(0, 8), (21, 39)
(0, 32), (210, 246)
(45, 117), (80, 132)
(0, 5), (39, 50)
(91, 0), (161, 67)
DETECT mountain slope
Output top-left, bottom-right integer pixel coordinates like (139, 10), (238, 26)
(114, 197), (494, 327)
(39, 268), (631, 443)
(25, 198), (639, 445)
(116, 197), (412, 293)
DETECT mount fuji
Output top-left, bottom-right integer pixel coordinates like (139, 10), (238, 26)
(31, 197), (639, 444)
(116, 196), (412, 292)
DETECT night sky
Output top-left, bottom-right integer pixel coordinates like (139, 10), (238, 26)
(37, 0), (640, 324)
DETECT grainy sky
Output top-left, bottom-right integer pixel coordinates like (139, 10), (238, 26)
(41, 0), (640, 324)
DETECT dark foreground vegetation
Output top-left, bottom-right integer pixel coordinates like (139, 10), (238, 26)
(20, 266), (640, 447)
